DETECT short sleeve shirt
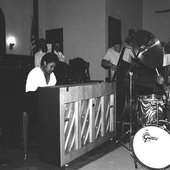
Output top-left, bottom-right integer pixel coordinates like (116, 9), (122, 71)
(103, 47), (134, 65)
(25, 67), (57, 92)
(123, 47), (134, 63)
(103, 47), (134, 78)
(163, 53), (170, 67)
(103, 47), (120, 66)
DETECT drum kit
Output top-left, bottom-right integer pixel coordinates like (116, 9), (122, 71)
(117, 30), (170, 170)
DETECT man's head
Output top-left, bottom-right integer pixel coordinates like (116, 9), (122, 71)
(41, 52), (59, 75)
(37, 38), (48, 53)
(113, 42), (122, 53)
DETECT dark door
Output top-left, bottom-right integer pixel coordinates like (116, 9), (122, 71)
(46, 28), (63, 53)
(108, 16), (121, 48)
(106, 16), (121, 81)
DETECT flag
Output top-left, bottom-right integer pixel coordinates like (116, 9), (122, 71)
(30, 0), (39, 56)
(30, 16), (37, 56)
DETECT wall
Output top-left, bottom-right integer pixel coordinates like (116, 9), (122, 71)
(104, 0), (142, 80)
(143, 0), (170, 42)
(39, 0), (143, 81)
(0, 0), (32, 55)
(39, 0), (106, 81)
(106, 0), (143, 44)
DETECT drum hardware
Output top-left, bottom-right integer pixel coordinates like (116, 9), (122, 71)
(156, 98), (163, 125)
(117, 30), (167, 169)
(128, 29), (170, 170)
(115, 71), (138, 169)
(159, 119), (170, 127)
(116, 29), (168, 169)
(138, 94), (165, 126)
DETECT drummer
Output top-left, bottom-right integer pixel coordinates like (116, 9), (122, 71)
(133, 38), (170, 96)
(158, 42), (170, 98)
(157, 42), (170, 87)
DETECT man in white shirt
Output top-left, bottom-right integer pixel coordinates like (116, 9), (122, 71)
(101, 41), (135, 82)
(101, 42), (121, 80)
(26, 52), (58, 92)
(25, 52), (58, 144)
(101, 41), (135, 122)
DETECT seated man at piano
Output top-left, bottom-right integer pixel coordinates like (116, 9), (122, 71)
(26, 52), (58, 92)
(25, 52), (58, 143)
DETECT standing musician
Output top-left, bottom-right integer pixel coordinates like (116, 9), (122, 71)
(101, 41), (122, 81)
(101, 40), (135, 82)
(101, 40), (135, 122)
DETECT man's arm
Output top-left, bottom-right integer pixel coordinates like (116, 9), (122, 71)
(101, 59), (117, 71)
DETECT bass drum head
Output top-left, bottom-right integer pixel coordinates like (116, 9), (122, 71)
(132, 125), (170, 169)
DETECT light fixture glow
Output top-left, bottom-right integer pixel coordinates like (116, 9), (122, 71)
(7, 36), (16, 49)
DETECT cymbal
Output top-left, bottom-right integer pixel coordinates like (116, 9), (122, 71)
(132, 30), (163, 68)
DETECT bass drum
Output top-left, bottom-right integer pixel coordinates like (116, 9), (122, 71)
(132, 125), (170, 169)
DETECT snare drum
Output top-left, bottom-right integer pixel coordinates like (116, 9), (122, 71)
(138, 94), (165, 126)
(132, 125), (170, 169)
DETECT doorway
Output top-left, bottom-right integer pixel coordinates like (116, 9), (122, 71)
(106, 16), (121, 81)
(46, 28), (63, 53)
(108, 16), (121, 48)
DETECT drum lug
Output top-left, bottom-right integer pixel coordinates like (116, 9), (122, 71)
(161, 124), (167, 130)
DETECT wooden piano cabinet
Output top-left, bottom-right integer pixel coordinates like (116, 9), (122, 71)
(38, 82), (116, 167)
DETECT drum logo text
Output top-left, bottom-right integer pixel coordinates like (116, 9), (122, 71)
(142, 131), (158, 143)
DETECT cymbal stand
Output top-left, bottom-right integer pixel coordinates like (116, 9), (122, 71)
(115, 71), (138, 169)
(156, 99), (160, 125)
(115, 72), (132, 148)
(129, 72), (133, 150)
